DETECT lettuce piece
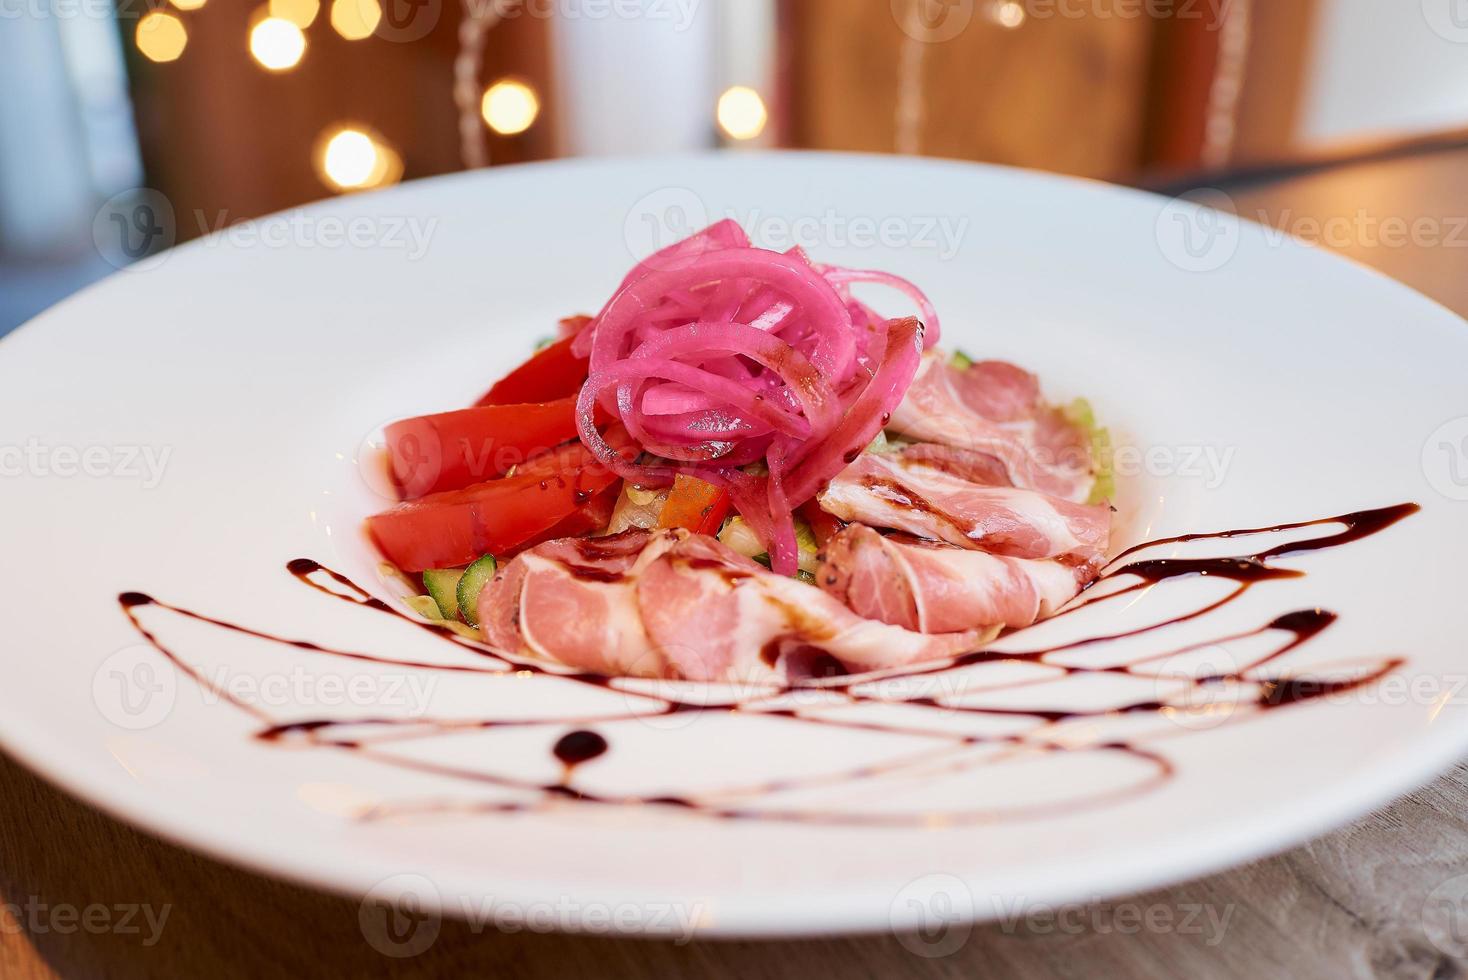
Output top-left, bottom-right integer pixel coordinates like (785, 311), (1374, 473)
(794, 518), (820, 574)
(719, 515), (819, 575)
(1064, 398), (1115, 506)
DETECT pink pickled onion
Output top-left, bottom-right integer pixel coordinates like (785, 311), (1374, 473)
(573, 223), (934, 574)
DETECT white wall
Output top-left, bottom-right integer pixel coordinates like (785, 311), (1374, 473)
(1298, 0), (1468, 147)
(551, 0), (717, 156)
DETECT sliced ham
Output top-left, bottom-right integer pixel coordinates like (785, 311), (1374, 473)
(886, 353), (1096, 503)
(479, 528), (988, 681)
(894, 441), (1013, 488)
(818, 523), (1087, 634)
(817, 451), (1110, 565)
(479, 531), (680, 677)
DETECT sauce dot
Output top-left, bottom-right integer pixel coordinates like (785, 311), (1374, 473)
(553, 729), (608, 767)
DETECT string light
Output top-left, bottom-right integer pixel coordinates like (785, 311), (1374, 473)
(1201, 0), (1253, 168)
(169, 0), (207, 9)
(315, 126), (402, 192)
(269, 0), (320, 27)
(716, 86), (768, 141)
(454, 0), (523, 168)
(992, 1), (1026, 28)
(480, 79), (540, 136)
(250, 16), (307, 71)
(136, 11), (188, 63)
(330, 0), (380, 40)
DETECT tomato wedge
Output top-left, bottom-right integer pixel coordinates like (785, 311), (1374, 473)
(500, 482), (620, 559)
(798, 500), (844, 548)
(477, 323), (591, 407)
(385, 397), (579, 500)
(657, 474), (731, 536)
(367, 427), (632, 572)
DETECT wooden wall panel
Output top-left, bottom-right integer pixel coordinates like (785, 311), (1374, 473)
(1231, 0), (1319, 163)
(125, 3), (552, 237)
(1141, 0), (1321, 175)
(786, 0), (1156, 180)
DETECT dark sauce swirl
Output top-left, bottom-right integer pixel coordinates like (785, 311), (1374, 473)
(116, 502), (1419, 826)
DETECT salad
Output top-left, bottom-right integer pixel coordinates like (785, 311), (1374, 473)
(367, 221), (1112, 681)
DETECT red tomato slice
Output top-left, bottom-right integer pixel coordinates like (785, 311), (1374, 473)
(798, 500), (845, 548)
(367, 428), (631, 572)
(385, 397), (579, 500)
(500, 482), (620, 559)
(657, 474), (731, 536)
(477, 325), (591, 407)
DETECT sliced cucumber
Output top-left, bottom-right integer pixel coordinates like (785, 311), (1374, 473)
(456, 554), (498, 627)
(422, 569), (464, 621)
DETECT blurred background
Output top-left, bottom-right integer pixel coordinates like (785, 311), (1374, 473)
(5, 0), (1468, 335)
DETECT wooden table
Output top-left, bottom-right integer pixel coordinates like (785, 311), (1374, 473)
(5, 147), (1467, 978)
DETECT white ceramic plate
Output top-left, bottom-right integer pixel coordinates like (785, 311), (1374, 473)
(2, 153), (1467, 941)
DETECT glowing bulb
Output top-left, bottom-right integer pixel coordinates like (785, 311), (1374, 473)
(480, 79), (540, 136)
(170, 0), (207, 9)
(330, 0), (380, 40)
(136, 12), (188, 63)
(322, 130), (376, 187)
(250, 17), (306, 71)
(269, 0), (320, 27)
(716, 86), (768, 141)
(993, 0), (1026, 28)
(316, 127), (402, 192)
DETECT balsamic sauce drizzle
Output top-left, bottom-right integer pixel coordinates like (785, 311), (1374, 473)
(118, 502), (1419, 827)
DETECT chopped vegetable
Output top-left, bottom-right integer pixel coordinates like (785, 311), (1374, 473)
(477, 331), (590, 407)
(719, 513), (818, 574)
(794, 518), (820, 574)
(1064, 398), (1116, 506)
(455, 555), (498, 627)
(718, 516), (764, 559)
(366, 427), (633, 572)
(657, 474), (731, 536)
(797, 500), (844, 549)
(405, 595), (445, 621)
(607, 482), (667, 534)
(422, 568), (464, 620)
(385, 397), (579, 499)
(506, 483), (621, 557)
(950, 349), (974, 370)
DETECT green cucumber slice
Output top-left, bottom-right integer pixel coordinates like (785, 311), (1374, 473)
(456, 555), (498, 627)
(422, 569), (464, 620)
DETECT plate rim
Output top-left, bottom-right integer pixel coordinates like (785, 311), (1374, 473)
(3, 149), (1467, 938)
